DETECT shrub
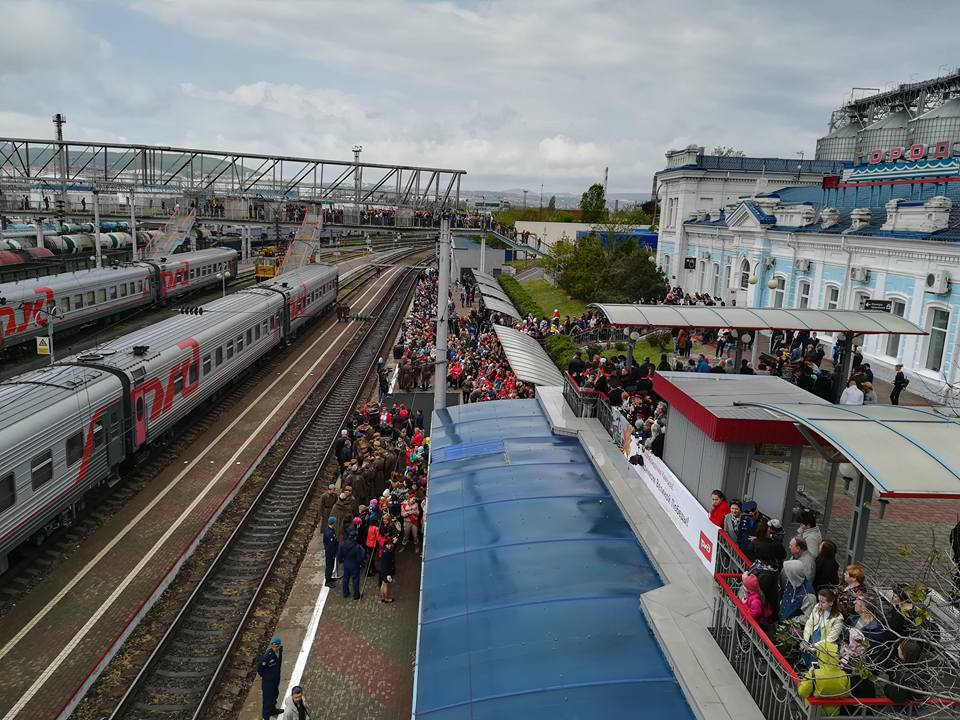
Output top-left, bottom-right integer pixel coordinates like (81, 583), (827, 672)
(497, 275), (545, 320)
(544, 333), (579, 371)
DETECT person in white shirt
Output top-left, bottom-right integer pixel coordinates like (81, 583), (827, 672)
(839, 379), (864, 406)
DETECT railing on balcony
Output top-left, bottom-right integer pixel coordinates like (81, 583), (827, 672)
(716, 529), (750, 576)
(711, 572), (958, 719)
(563, 371), (601, 419)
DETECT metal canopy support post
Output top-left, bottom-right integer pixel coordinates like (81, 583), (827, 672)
(821, 461), (840, 537)
(434, 215), (451, 411)
(832, 333), (856, 403)
(479, 232), (485, 273)
(782, 446), (802, 540)
(847, 472), (873, 565)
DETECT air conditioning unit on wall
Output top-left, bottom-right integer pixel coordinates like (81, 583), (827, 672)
(850, 267), (870, 283)
(794, 258), (811, 272)
(926, 270), (951, 294)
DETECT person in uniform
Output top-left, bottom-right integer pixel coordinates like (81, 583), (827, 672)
(890, 363), (908, 405)
(337, 527), (366, 600)
(323, 516), (339, 588)
(319, 484), (338, 523)
(330, 492), (353, 540)
(256, 637), (283, 719)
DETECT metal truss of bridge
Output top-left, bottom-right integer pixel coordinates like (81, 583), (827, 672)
(828, 68), (960, 131)
(0, 136), (466, 208)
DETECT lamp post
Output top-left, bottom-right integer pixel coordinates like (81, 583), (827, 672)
(217, 270), (231, 298)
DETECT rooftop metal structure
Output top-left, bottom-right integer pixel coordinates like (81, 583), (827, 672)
(0, 135), (466, 208)
(493, 325), (565, 387)
(828, 69), (960, 132)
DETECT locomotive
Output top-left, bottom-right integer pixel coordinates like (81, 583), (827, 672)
(0, 261), (339, 573)
(0, 248), (239, 351)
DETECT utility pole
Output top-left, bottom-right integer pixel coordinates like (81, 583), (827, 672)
(539, 183), (543, 212)
(434, 214), (451, 411)
(129, 188), (138, 262)
(53, 113), (67, 225)
(92, 190), (102, 269)
(353, 144), (363, 218)
(522, 189), (528, 208)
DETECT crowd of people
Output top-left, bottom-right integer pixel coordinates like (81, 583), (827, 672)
(394, 272), (535, 402)
(710, 493), (936, 712)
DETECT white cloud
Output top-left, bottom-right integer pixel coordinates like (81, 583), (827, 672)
(2, 1), (959, 192)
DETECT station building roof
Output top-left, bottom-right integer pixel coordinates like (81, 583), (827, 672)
(418, 399), (694, 720)
(589, 304), (926, 336)
(479, 295), (520, 320)
(471, 269), (499, 285)
(654, 372), (828, 444)
(474, 282), (511, 304)
(737, 402), (960, 499)
(492, 325), (565, 387)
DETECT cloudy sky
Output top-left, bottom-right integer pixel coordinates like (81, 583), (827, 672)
(1, 0), (958, 194)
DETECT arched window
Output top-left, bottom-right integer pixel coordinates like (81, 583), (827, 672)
(739, 258), (751, 290)
(885, 298), (907, 357)
(797, 281), (811, 309)
(925, 306), (950, 372)
(712, 263), (720, 296)
(824, 284), (840, 311)
(662, 254), (671, 275)
(770, 276), (786, 308)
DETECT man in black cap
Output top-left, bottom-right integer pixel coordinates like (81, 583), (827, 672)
(890, 363), (908, 405)
(257, 636), (283, 718)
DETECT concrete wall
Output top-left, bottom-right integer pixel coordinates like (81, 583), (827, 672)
(450, 237), (507, 275)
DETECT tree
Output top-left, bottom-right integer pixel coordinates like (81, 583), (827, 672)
(547, 195), (556, 211)
(712, 146), (746, 157)
(579, 183), (607, 222)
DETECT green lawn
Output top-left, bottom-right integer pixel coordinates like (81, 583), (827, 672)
(520, 279), (588, 318)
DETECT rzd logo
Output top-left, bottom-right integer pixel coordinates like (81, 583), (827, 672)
(698, 531), (714, 562)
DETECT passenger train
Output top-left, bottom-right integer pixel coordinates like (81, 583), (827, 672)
(0, 261), (339, 573)
(0, 248), (239, 351)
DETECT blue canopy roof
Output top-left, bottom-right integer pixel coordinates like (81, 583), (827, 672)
(416, 399), (694, 720)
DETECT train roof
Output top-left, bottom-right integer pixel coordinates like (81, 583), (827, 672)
(0, 365), (120, 429)
(0, 263), (151, 294)
(258, 262), (338, 288)
(142, 247), (237, 265)
(65, 287), (280, 372)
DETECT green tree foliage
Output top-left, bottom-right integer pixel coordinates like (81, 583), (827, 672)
(579, 183), (608, 222)
(543, 333), (580, 371)
(547, 195), (557, 210)
(545, 235), (667, 304)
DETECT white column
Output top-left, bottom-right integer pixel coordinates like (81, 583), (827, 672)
(434, 216), (451, 411)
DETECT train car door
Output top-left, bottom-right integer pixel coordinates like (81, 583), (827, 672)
(106, 403), (125, 466)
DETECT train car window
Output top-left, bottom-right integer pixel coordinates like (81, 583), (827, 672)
(270, 316), (276, 331)
(190, 268), (196, 279)
(97, 288), (106, 303)
(237, 335), (244, 352)
(59, 296), (71, 313)
(110, 286), (118, 300)
(226, 341), (234, 360)
(246, 328), (252, 346)
(173, 375), (183, 396)
(86, 290), (95, 305)
(120, 284), (128, 297)
(188, 363), (198, 385)
(93, 421), (105, 448)
(66, 431), (84, 466)
(202, 354), (212, 375)
(30, 450), (53, 490)
(215, 347), (223, 366)
(136, 397), (144, 421)
(132, 282), (138, 294)
(0, 472), (14, 513)
(254, 324), (261, 341)
(74, 294), (83, 309)
(137, 281), (143, 293)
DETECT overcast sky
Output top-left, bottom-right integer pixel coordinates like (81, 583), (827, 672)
(2, 0), (958, 194)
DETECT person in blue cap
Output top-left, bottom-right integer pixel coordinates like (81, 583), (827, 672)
(337, 525), (366, 600)
(257, 636), (283, 718)
(323, 516), (339, 588)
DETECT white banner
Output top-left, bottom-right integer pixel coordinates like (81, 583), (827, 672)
(629, 439), (718, 574)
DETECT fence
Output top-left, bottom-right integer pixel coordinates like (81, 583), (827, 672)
(716, 529), (750, 576)
(711, 571), (958, 719)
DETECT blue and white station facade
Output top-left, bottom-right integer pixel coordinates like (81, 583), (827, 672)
(655, 144), (960, 402)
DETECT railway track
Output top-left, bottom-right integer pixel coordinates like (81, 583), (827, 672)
(0, 248), (421, 621)
(108, 264), (420, 720)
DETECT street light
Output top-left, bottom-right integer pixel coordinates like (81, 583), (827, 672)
(216, 270), (232, 298)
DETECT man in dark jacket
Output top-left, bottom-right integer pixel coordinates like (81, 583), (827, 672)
(323, 517), (339, 588)
(337, 528), (366, 600)
(257, 637), (283, 719)
(890, 363), (908, 405)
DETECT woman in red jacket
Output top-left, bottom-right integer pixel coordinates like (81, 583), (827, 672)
(709, 489), (731, 528)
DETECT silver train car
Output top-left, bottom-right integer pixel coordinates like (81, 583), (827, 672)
(0, 248), (239, 352)
(0, 262), (339, 572)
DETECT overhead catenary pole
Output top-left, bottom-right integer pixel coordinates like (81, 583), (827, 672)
(129, 188), (138, 262)
(434, 215), (451, 411)
(480, 231), (486, 273)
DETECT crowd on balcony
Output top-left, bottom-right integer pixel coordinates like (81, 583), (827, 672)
(716, 497), (942, 710)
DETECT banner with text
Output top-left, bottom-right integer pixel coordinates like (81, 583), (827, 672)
(630, 439), (717, 574)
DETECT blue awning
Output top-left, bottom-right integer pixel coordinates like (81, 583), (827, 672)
(416, 399), (694, 719)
